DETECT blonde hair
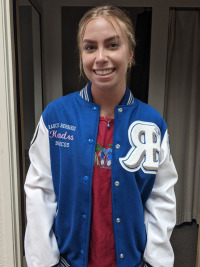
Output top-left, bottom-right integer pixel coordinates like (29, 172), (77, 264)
(77, 5), (136, 75)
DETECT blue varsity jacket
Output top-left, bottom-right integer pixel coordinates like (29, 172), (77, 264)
(24, 83), (177, 267)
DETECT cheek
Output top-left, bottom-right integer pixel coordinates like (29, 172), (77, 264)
(82, 61), (89, 75)
(81, 54), (85, 66)
(81, 59), (87, 75)
(118, 54), (129, 69)
(116, 47), (131, 65)
(81, 53), (91, 69)
(81, 56), (92, 77)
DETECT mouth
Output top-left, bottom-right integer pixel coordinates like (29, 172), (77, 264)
(93, 68), (115, 76)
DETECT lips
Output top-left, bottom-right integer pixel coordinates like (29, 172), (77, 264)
(94, 68), (115, 76)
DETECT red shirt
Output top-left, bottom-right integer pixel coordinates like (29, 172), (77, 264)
(88, 117), (117, 267)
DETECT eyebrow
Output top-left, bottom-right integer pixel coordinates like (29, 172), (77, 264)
(83, 35), (120, 43)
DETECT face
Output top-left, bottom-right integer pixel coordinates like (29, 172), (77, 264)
(81, 17), (133, 92)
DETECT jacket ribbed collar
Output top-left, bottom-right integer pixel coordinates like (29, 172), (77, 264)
(79, 82), (134, 106)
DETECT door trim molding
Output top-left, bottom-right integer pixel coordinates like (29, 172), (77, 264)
(0, 0), (22, 266)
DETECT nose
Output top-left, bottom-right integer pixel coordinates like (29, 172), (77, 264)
(95, 48), (108, 64)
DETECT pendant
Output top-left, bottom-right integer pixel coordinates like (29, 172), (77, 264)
(107, 123), (110, 128)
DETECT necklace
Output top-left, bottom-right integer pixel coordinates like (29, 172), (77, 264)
(103, 116), (112, 128)
(101, 110), (114, 128)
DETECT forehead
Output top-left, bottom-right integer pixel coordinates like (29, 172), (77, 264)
(83, 16), (125, 40)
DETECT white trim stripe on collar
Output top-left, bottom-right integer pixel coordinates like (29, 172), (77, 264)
(80, 86), (134, 105)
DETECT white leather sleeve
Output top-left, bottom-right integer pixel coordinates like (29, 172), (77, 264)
(24, 116), (59, 267)
(143, 130), (178, 267)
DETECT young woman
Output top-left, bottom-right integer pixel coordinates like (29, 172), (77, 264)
(24, 6), (178, 267)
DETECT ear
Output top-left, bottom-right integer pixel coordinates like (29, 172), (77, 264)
(128, 49), (134, 63)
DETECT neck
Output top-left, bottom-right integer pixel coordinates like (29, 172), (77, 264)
(91, 84), (126, 118)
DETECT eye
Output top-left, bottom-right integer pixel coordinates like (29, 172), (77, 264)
(108, 42), (120, 49)
(83, 45), (96, 52)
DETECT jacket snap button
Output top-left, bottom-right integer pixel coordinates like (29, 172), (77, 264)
(120, 253), (124, 259)
(115, 144), (120, 149)
(80, 250), (84, 255)
(88, 139), (93, 144)
(115, 181), (120, 187)
(116, 218), (121, 223)
(92, 106), (97, 110)
(82, 214), (87, 219)
(118, 108), (123, 113)
(83, 176), (88, 182)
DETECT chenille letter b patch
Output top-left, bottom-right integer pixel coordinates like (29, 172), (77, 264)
(119, 121), (161, 174)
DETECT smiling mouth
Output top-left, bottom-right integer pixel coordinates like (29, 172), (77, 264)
(94, 68), (115, 76)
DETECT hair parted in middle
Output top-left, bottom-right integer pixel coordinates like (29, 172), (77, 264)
(77, 5), (136, 76)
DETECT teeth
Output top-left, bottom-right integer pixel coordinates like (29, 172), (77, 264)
(95, 69), (113, 76)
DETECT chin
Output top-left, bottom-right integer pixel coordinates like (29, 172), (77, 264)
(92, 81), (116, 90)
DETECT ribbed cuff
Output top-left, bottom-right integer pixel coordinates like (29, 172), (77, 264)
(144, 262), (153, 267)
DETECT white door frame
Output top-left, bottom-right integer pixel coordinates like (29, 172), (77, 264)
(0, 0), (23, 266)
